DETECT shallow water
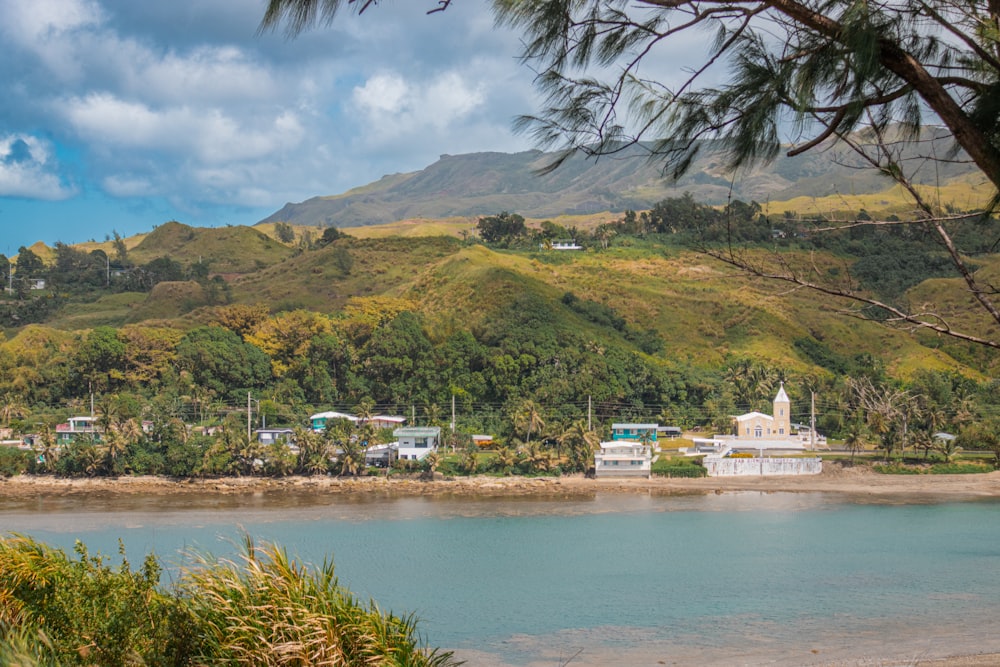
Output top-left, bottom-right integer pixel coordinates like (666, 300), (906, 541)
(3, 490), (999, 666)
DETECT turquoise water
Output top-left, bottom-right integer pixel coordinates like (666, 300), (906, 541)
(3, 491), (1000, 665)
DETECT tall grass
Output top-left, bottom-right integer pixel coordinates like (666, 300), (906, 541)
(0, 534), (460, 666)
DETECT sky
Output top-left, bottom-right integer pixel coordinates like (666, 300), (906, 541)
(0, 0), (548, 254)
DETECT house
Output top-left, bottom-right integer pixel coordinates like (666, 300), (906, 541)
(659, 426), (683, 440)
(552, 240), (582, 250)
(472, 434), (494, 448)
(366, 415), (406, 430)
(594, 441), (655, 478)
(310, 411), (358, 432)
(55, 416), (100, 444)
(611, 423), (659, 444)
(256, 428), (296, 446)
(394, 426), (441, 461)
(364, 443), (396, 467)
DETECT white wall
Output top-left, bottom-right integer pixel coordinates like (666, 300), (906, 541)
(705, 457), (822, 477)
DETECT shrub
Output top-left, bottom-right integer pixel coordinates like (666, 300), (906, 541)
(652, 457), (707, 478)
(0, 535), (458, 666)
(0, 448), (30, 478)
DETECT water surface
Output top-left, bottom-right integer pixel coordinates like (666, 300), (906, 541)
(3, 490), (999, 666)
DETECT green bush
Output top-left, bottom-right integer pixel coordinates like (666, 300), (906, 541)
(652, 457), (707, 478)
(0, 535), (458, 666)
(874, 462), (990, 475)
(0, 448), (30, 478)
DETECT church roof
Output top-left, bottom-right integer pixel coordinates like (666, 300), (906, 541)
(774, 383), (789, 403)
(734, 411), (773, 422)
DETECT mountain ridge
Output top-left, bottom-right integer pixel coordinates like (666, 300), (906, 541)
(258, 133), (983, 229)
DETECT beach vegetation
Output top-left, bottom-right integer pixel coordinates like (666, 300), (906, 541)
(0, 534), (457, 666)
(651, 456), (707, 478)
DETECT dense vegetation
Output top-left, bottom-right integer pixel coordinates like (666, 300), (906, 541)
(1, 199), (999, 478)
(0, 534), (456, 666)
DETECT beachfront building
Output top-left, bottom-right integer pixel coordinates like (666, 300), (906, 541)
(733, 384), (791, 440)
(310, 411), (358, 432)
(255, 428), (296, 446)
(611, 423), (659, 445)
(55, 416), (101, 444)
(717, 383), (826, 452)
(394, 426), (441, 461)
(594, 441), (655, 478)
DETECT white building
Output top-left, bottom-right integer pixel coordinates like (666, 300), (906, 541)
(594, 441), (655, 478)
(394, 426), (441, 461)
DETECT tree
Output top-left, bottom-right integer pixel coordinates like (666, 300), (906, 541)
(274, 222), (296, 243)
(476, 212), (526, 244)
(261, 0), (1000, 347)
(512, 399), (545, 445)
(14, 246), (44, 278)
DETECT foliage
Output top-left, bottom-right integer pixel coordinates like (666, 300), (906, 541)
(651, 456), (707, 478)
(477, 212), (527, 245)
(873, 462), (991, 475)
(0, 448), (30, 478)
(176, 326), (273, 401)
(0, 535), (458, 666)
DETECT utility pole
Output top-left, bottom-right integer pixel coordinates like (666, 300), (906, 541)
(450, 394), (456, 433)
(247, 392), (252, 444)
(588, 395), (592, 431)
(810, 391), (816, 451)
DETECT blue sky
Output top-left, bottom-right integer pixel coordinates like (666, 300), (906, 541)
(0, 0), (545, 254)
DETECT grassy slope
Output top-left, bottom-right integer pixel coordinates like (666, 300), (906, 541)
(231, 235), (980, 377)
(13, 209), (996, 381)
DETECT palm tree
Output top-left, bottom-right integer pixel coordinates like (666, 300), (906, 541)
(842, 422), (867, 463)
(492, 446), (517, 475)
(0, 393), (30, 428)
(294, 428), (332, 475)
(33, 424), (58, 473)
(559, 419), (599, 473)
(422, 450), (440, 476)
(338, 439), (365, 477)
(459, 445), (478, 475)
(512, 399), (545, 446)
(425, 403), (443, 427)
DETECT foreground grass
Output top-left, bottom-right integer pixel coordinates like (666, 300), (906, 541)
(0, 534), (459, 666)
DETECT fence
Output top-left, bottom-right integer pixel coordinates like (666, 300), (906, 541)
(704, 457), (822, 477)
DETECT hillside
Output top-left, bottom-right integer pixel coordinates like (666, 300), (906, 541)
(258, 131), (986, 229)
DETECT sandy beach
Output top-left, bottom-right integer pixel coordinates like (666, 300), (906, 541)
(1, 463), (999, 500)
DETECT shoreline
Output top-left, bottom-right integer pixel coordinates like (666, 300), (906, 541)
(2, 464), (999, 499)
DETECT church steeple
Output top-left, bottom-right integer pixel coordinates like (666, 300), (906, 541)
(773, 382), (791, 437)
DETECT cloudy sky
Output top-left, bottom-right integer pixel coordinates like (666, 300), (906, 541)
(0, 0), (545, 253)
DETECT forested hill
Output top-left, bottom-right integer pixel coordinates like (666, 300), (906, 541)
(257, 131), (981, 229)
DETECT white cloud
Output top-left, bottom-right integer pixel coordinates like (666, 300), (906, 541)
(0, 134), (75, 200)
(61, 93), (304, 164)
(351, 69), (486, 143)
(0, 0), (102, 41)
(0, 0), (104, 81)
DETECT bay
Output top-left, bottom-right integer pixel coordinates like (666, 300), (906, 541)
(3, 490), (1000, 666)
